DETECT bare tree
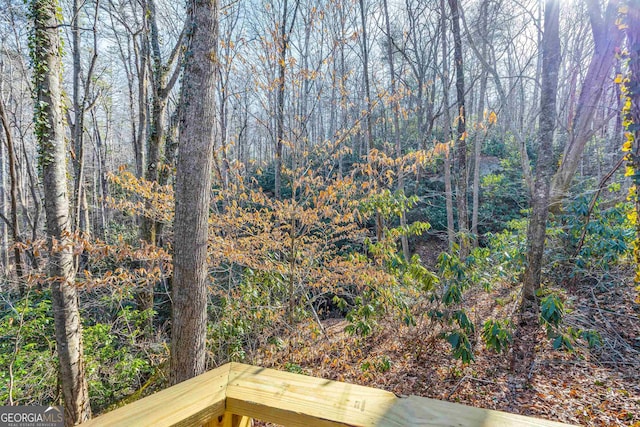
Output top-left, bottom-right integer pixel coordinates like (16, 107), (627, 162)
(170, 0), (218, 385)
(29, 0), (91, 423)
(140, 0), (184, 243)
(0, 92), (23, 289)
(359, 0), (374, 159)
(471, 1), (489, 246)
(137, 0), (185, 327)
(550, 0), (623, 208)
(522, 0), (561, 304)
(274, 0), (299, 200)
(0, 119), (6, 273)
(448, 0), (469, 258)
(440, 0), (455, 250)
(382, 0), (410, 261)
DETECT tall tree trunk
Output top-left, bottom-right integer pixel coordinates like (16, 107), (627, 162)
(382, 0), (410, 261)
(359, 0), (373, 157)
(21, 138), (42, 247)
(274, 0), (299, 199)
(30, 0), (91, 423)
(440, 0), (455, 251)
(522, 0), (561, 304)
(359, 0), (381, 240)
(156, 108), (180, 244)
(0, 127), (7, 274)
(472, 2), (489, 246)
(170, 0), (218, 385)
(138, 0), (184, 327)
(329, 52), (338, 172)
(71, 0), (88, 241)
(274, 0), (285, 201)
(338, 4), (348, 177)
(448, 0), (469, 258)
(70, 0), (98, 274)
(141, 0), (167, 246)
(90, 108), (108, 239)
(135, 34), (148, 179)
(472, 83), (487, 246)
(0, 94), (23, 290)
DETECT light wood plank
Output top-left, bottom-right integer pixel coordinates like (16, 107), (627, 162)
(378, 395), (575, 427)
(82, 362), (575, 427)
(83, 363), (230, 427)
(225, 363), (397, 427)
(235, 415), (253, 427)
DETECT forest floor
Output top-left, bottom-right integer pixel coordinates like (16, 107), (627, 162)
(253, 239), (640, 426)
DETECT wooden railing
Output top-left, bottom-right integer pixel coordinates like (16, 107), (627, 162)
(83, 363), (573, 426)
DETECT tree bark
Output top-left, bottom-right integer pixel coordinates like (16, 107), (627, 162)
(522, 0), (561, 303)
(440, 0), (455, 251)
(472, 2), (489, 246)
(138, 0), (184, 327)
(135, 34), (148, 179)
(0, 94), (23, 290)
(382, 0), (410, 261)
(359, 0), (373, 158)
(472, 75), (487, 246)
(70, 0), (98, 275)
(274, 0), (287, 200)
(30, 0), (91, 423)
(140, 0), (168, 246)
(448, 0), (469, 258)
(170, 0), (218, 385)
(0, 126), (7, 274)
(90, 107), (109, 239)
(274, 0), (299, 199)
(71, 0), (89, 241)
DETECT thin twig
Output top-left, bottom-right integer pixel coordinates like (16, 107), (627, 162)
(447, 374), (468, 399)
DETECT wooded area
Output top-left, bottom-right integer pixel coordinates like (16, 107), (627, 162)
(0, 0), (639, 425)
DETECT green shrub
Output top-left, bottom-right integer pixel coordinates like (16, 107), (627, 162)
(482, 319), (513, 353)
(83, 307), (157, 412)
(0, 296), (56, 405)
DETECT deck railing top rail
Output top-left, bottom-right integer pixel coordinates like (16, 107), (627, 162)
(84, 362), (574, 427)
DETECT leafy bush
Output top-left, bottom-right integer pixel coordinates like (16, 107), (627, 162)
(84, 308), (156, 412)
(538, 290), (603, 352)
(0, 294), (158, 411)
(481, 218), (528, 282)
(426, 250), (478, 364)
(482, 319), (513, 353)
(478, 172), (528, 234)
(208, 271), (285, 362)
(551, 197), (633, 276)
(445, 330), (475, 364)
(0, 295), (56, 405)
(540, 293), (564, 328)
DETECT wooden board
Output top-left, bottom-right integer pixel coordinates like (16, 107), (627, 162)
(83, 363), (229, 427)
(378, 395), (574, 427)
(82, 362), (576, 427)
(225, 363), (398, 427)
